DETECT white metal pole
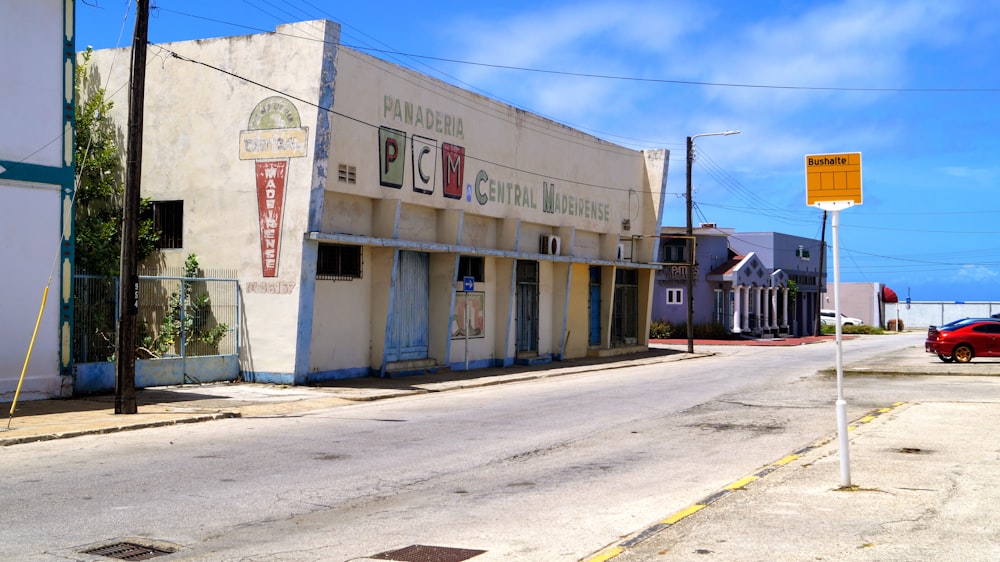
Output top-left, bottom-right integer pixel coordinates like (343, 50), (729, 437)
(832, 210), (851, 487)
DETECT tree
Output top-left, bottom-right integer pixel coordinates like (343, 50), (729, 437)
(139, 254), (229, 359)
(74, 47), (158, 276)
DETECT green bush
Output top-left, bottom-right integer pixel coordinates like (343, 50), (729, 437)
(649, 320), (673, 339)
(820, 324), (885, 335)
(649, 321), (733, 340)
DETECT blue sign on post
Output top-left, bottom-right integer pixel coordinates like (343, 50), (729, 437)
(463, 276), (475, 292)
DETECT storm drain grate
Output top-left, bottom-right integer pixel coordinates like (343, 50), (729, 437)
(370, 544), (486, 562)
(81, 542), (174, 560)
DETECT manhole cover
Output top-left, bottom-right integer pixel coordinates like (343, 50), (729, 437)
(81, 542), (174, 560)
(370, 544), (486, 562)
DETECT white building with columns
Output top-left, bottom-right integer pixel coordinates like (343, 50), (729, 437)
(652, 225), (818, 338)
(711, 252), (790, 336)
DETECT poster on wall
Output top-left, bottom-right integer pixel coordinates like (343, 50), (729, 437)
(452, 292), (485, 339)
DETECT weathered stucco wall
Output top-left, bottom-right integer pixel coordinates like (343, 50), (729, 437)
(84, 18), (668, 382)
(322, 44), (662, 244)
(87, 21), (336, 379)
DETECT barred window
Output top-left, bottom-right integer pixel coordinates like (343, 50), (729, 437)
(456, 256), (485, 282)
(151, 200), (183, 249)
(661, 239), (688, 264)
(317, 244), (362, 280)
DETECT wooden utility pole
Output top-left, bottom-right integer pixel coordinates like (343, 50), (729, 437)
(115, 0), (149, 414)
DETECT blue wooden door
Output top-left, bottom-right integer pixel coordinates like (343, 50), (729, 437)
(589, 266), (601, 345)
(387, 251), (429, 362)
(516, 260), (538, 353)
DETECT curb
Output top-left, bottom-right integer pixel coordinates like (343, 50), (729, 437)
(582, 402), (908, 562)
(0, 412), (239, 446)
(0, 350), (705, 447)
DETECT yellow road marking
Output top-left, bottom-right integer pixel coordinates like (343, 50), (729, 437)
(584, 546), (624, 562)
(662, 504), (706, 524)
(725, 475), (758, 490)
(774, 454), (800, 466)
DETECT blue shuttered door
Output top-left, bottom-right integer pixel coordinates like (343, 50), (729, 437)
(388, 251), (429, 362)
(589, 266), (601, 346)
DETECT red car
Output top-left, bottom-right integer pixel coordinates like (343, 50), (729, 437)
(925, 318), (1000, 363)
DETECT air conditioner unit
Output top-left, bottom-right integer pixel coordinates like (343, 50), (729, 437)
(540, 235), (561, 256)
(616, 243), (626, 261)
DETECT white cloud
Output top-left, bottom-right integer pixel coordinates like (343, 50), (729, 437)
(955, 265), (999, 283)
(696, 1), (965, 112)
(940, 166), (997, 186)
(442, 1), (708, 121)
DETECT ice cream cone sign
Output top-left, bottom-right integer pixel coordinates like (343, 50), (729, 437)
(239, 96), (309, 277)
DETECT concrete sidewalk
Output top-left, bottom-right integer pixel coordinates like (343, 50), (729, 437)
(593, 400), (1000, 561)
(583, 338), (1000, 561)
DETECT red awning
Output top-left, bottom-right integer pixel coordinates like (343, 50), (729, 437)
(882, 286), (899, 303)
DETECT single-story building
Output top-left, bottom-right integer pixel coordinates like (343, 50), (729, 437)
(83, 20), (669, 385)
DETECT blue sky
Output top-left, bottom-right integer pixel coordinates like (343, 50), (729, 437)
(76, 1), (1000, 302)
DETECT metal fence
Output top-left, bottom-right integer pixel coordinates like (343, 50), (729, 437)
(73, 271), (239, 363)
(73, 275), (118, 363)
(886, 301), (1000, 329)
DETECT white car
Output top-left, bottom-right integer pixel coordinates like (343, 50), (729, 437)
(820, 309), (863, 326)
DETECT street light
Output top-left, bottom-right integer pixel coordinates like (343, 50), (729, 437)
(686, 130), (740, 353)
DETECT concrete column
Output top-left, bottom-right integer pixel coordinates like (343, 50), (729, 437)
(770, 287), (779, 331)
(756, 287), (764, 333)
(732, 285), (742, 333)
(781, 288), (790, 330)
(760, 287), (771, 334)
(740, 285), (750, 332)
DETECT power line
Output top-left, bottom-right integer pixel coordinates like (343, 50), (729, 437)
(144, 7), (1000, 94)
(159, 47), (651, 196)
(153, 6), (683, 151)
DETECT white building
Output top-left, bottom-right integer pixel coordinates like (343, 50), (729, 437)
(0, 0), (75, 400)
(84, 20), (669, 385)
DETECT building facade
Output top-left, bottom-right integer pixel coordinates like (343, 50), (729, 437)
(0, 0), (75, 400)
(652, 226), (823, 338)
(85, 20), (668, 385)
(729, 231), (825, 336)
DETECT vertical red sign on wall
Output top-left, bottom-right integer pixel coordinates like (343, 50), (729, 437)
(441, 143), (465, 199)
(255, 160), (287, 278)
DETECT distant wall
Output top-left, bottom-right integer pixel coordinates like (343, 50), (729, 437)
(823, 282), (881, 326)
(885, 302), (1000, 328)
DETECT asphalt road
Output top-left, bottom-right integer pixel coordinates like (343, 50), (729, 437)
(4, 332), (975, 561)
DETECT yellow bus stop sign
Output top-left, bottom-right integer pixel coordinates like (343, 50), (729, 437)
(805, 152), (862, 209)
